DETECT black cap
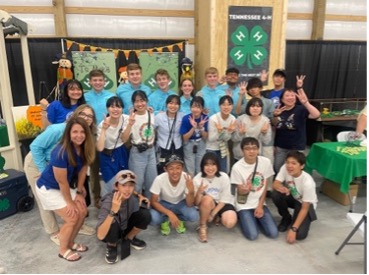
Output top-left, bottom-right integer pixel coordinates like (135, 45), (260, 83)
(273, 69), (287, 78)
(165, 154), (184, 167)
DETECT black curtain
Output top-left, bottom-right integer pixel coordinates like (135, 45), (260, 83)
(5, 38), (185, 107)
(285, 40), (366, 99)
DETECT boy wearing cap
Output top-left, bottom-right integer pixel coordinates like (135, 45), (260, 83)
(150, 155), (199, 235)
(96, 170), (151, 264)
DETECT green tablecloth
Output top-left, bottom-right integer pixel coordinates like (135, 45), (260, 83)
(305, 142), (367, 193)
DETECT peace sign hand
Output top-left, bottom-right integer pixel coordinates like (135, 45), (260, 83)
(273, 104), (287, 117)
(128, 109), (136, 126)
(296, 75), (306, 88)
(184, 173), (195, 194)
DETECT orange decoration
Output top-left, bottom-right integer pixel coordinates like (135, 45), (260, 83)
(26, 105), (43, 129)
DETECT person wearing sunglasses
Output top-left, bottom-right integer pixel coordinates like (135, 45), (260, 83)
(97, 170), (151, 264)
(149, 154), (199, 236)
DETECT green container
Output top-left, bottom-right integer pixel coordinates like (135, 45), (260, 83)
(0, 125), (10, 147)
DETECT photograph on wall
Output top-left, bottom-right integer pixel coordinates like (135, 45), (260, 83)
(228, 6), (272, 82)
(72, 51), (117, 93)
(140, 52), (179, 93)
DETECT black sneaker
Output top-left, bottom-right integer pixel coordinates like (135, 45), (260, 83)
(105, 244), (118, 264)
(278, 215), (292, 232)
(130, 237), (146, 250)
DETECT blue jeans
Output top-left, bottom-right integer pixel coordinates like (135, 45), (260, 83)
(129, 146), (157, 199)
(183, 139), (206, 176)
(238, 206), (278, 240)
(207, 149), (227, 173)
(150, 199), (199, 225)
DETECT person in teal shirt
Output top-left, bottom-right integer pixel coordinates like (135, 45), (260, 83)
(196, 67), (226, 117)
(179, 78), (195, 115)
(84, 69), (114, 124)
(116, 63), (151, 114)
(148, 69), (176, 115)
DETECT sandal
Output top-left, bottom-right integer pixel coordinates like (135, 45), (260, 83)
(214, 216), (221, 226)
(71, 243), (88, 252)
(58, 249), (81, 262)
(197, 225), (208, 243)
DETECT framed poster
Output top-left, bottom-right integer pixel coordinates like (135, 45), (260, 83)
(72, 51), (117, 93)
(139, 52), (179, 93)
(228, 6), (272, 82)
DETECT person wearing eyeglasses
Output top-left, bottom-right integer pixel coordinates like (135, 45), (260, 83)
(149, 155), (199, 236)
(97, 170), (151, 264)
(24, 104), (98, 246)
(230, 137), (278, 241)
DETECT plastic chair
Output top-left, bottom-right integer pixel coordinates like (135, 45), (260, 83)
(336, 131), (366, 142)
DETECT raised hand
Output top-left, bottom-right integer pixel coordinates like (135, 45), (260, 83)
(128, 109), (136, 126)
(273, 104), (287, 117)
(198, 115), (208, 129)
(111, 191), (123, 213)
(238, 121), (246, 135)
(295, 88), (309, 104)
(238, 81), (247, 95)
(227, 120), (237, 133)
(184, 173), (195, 194)
(296, 75), (306, 88)
(198, 180), (208, 195)
(40, 98), (49, 109)
(102, 115), (111, 130)
(260, 121), (269, 134)
(189, 115), (198, 128)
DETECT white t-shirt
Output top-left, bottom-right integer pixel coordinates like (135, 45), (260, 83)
(97, 114), (129, 149)
(193, 171), (234, 205)
(150, 172), (188, 204)
(230, 156), (274, 211)
(130, 111), (155, 145)
(276, 164), (318, 209)
(206, 113), (236, 150)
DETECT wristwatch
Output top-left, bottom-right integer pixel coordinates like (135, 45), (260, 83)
(109, 210), (118, 217)
(76, 190), (83, 195)
(291, 226), (298, 232)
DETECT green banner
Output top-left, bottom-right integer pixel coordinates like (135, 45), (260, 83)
(72, 51), (117, 93)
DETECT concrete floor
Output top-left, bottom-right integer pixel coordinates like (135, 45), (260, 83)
(0, 173), (366, 274)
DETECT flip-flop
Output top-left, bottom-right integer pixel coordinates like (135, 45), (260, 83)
(71, 243), (88, 252)
(58, 249), (81, 262)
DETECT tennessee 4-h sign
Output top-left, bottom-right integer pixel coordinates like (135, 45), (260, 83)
(228, 6), (272, 83)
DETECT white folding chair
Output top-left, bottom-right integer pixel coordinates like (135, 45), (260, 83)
(336, 131), (366, 142)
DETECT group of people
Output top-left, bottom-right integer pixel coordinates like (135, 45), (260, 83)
(24, 64), (323, 264)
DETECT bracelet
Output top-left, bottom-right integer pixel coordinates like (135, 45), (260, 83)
(76, 190), (83, 195)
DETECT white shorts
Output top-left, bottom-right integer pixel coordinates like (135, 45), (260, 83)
(36, 185), (77, 211)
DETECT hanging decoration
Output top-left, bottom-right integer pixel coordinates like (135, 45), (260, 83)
(64, 39), (185, 59)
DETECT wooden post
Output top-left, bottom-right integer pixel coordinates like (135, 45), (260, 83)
(311, 0), (326, 40)
(20, 35), (35, 105)
(195, 0), (287, 89)
(53, 0), (67, 37)
(0, 28), (23, 170)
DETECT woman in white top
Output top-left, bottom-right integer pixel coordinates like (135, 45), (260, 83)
(96, 96), (130, 196)
(122, 90), (157, 199)
(232, 97), (272, 161)
(207, 95), (237, 173)
(193, 152), (237, 243)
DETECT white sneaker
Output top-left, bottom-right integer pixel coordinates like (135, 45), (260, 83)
(50, 233), (60, 246)
(78, 224), (96, 236)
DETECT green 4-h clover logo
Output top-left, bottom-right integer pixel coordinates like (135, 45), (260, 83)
(230, 25), (268, 69)
(0, 198), (10, 211)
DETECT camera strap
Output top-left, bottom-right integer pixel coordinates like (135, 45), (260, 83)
(164, 113), (177, 150)
(145, 110), (151, 144)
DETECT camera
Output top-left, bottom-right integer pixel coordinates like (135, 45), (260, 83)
(192, 145), (198, 154)
(137, 143), (149, 153)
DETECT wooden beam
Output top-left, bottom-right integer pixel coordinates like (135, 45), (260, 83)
(325, 14), (367, 22)
(311, 0), (326, 40)
(0, 6), (53, 14)
(52, 0), (67, 36)
(64, 7), (194, 18)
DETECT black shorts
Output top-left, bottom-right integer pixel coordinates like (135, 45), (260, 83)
(217, 203), (236, 217)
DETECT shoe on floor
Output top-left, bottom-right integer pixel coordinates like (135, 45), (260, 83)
(105, 244), (118, 264)
(160, 221), (171, 236)
(129, 237), (146, 250)
(176, 220), (186, 234)
(50, 233), (60, 246)
(78, 224), (96, 236)
(278, 215), (292, 232)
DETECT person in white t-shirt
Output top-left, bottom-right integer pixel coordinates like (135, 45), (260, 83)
(230, 137), (278, 240)
(193, 152), (237, 243)
(150, 154), (199, 236)
(271, 151), (318, 244)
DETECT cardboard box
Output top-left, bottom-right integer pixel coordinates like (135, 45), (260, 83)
(321, 179), (359, 206)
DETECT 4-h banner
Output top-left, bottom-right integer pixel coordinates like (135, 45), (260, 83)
(228, 6), (272, 82)
(72, 51), (117, 93)
(140, 52), (179, 93)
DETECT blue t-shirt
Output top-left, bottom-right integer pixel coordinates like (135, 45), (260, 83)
(180, 96), (193, 115)
(196, 86), (226, 117)
(274, 105), (309, 150)
(180, 113), (209, 140)
(84, 89), (114, 124)
(37, 144), (83, 190)
(47, 101), (77, 124)
(116, 83), (151, 114)
(148, 89), (176, 115)
(267, 88), (285, 108)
